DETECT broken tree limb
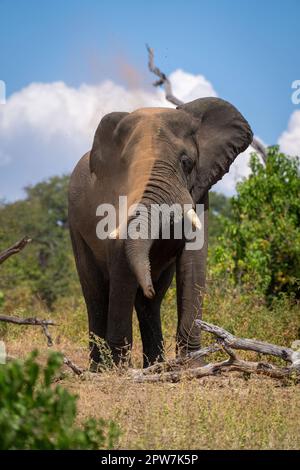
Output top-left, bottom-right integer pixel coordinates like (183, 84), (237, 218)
(63, 356), (83, 376)
(130, 320), (300, 383)
(196, 320), (300, 366)
(132, 357), (298, 383)
(146, 44), (268, 163)
(136, 343), (222, 376)
(41, 323), (54, 347)
(37, 316), (84, 376)
(0, 315), (55, 327)
(250, 138), (267, 164)
(146, 44), (183, 106)
(0, 237), (32, 265)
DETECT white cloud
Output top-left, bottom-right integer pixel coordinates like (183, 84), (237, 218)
(169, 69), (217, 102)
(0, 69), (270, 201)
(0, 71), (218, 200)
(278, 110), (300, 157)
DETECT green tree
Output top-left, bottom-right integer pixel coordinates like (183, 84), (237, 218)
(211, 146), (300, 299)
(208, 191), (232, 244)
(0, 175), (78, 307)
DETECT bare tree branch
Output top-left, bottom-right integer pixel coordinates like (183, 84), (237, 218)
(63, 356), (83, 376)
(0, 237), (32, 265)
(146, 44), (268, 163)
(251, 138), (268, 164)
(131, 358), (298, 383)
(196, 320), (300, 366)
(41, 323), (54, 347)
(129, 320), (300, 383)
(146, 44), (183, 106)
(0, 315), (55, 327)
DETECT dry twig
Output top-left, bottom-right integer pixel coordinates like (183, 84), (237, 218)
(0, 315), (55, 327)
(0, 236), (32, 265)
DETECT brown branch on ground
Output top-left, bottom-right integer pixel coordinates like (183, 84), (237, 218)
(0, 315), (55, 327)
(0, 237), (32, 265)
(136, 343), (222, 376)
(146, 44), (268, 163)
(37, 317), (83, 376)
(196, 320), (300, 366)
(63, 356), (83, 376)
(130, 320), (300, 383)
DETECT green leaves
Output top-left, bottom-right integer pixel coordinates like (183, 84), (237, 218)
(0, 175), (77, 307)
(0, 352), (120, 449)
(211, 146), (300, 299)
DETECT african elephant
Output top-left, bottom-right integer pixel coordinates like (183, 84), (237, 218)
(68, 97), (253, 369)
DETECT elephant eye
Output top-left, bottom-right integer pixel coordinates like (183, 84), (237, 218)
(180, 154), (194, 175)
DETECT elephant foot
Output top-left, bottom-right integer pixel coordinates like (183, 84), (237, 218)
(89, 359), (105, 373)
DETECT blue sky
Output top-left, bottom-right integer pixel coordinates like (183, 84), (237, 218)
(0, 0), (299, 199)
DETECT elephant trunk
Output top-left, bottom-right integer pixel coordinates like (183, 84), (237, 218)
(125, 209), (155, 299)
(125, 237), (155, 299)
(124, 200), (202, 299)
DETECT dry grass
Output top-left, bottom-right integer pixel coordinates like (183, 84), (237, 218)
(1, 282), (300, 450)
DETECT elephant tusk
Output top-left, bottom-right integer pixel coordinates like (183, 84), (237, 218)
(108, 227), (119, 239)
(185, 208), (202, 231)
(109, 222), (127, 239)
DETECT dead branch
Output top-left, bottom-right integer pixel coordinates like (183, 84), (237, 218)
(136, 343), (222, 376)
(0, 237), (32, 265)
(131, 357), (297, 383)
(146, 44), (183, 106)
(0, 315), (55, 327)
(37, 315), (83, 376)
(63, 357), (83, 376)
(196, 320), (300, 366)
(250, 138), (267, 164)
(41, 323), (54, 347)
(146, 44), (268, 162)
(130, 320), (300, 383)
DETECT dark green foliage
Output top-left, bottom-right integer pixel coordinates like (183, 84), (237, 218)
(208, 191), (232, 244)
(0, 176), (78, 307)
(0, 351), (120, 449)
(212, 147), (300, 299)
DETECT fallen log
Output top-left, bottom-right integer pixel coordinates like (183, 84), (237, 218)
(196, 320), (300, 366)
(130, 320), (300, 383)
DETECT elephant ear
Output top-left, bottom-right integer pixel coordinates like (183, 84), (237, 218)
(178, 97), (253, 201)
(90, 112), (129, 177)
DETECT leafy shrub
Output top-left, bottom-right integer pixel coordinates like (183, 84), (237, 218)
(0, 351), (120, 449)
(211, 146), (300, 299)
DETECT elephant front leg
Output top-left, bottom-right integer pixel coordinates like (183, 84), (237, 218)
(106, 257), (138, 366)
(135, 264), (175, 368)
(176, 193), (208, 356)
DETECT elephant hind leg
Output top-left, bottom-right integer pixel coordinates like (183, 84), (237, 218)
(135, 264), (175, 368)
(69, 228), (108, 367)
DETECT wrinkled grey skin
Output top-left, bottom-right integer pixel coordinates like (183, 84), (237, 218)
(68, 97), (253, 368)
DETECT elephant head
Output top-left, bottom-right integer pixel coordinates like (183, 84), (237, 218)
(90, 97), (253, 299)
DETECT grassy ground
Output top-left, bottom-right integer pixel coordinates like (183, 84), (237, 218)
(1, 280), (300, 449)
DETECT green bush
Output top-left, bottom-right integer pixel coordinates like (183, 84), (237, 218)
(0, 351), (120, 449)
(211, 146), (300, 299)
